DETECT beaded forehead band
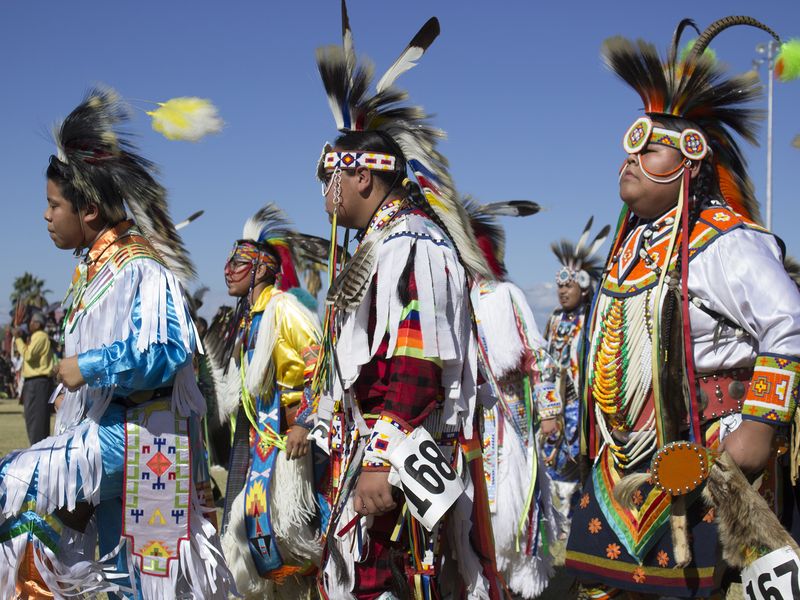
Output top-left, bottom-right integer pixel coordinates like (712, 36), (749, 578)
(227, 241), (279, 272)
(324, 150), (397, 171)
(623, 116), (709, 161)
(316, 142), (398, 180)
(556, 266), (591, 289)
(620, 116), (709, 184)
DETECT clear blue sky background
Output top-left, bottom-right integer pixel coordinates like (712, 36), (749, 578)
(1, 1), (798, 326)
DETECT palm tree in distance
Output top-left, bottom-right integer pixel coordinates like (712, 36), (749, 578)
(10, 272), (50, 310)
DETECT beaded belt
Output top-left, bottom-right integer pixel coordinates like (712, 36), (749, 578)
(688, 367), (752, 425)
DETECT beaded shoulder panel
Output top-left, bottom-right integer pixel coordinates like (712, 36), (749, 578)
(602, 204), (765, 298)
(79, 233), (165, 314)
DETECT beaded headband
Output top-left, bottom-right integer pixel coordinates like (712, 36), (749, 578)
(623, 116), (709, 161)
(227, 241), (279, 273)
(323, 150), (397, 172)
(556, 266), (591, 289)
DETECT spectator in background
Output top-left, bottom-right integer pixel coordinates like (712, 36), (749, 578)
(14, 312), (54, 444)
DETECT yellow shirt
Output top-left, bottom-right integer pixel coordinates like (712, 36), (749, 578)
(15, 330), (55, 379)
(251, 286), (320, 406)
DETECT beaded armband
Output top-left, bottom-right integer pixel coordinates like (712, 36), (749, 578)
(741, 354), (800, 425)
(535, 381), (562, 420)
(362, 413), (411, 471)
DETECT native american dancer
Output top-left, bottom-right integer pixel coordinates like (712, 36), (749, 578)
(541, 219), (608, 538)
(206, 204), (329, 600)
(313, 4), (505, 599)
(466, 199), (561, 598)
(0, 88), (232, 599)
(563, 18), (800, 599)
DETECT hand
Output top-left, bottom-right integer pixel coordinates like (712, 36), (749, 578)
(539, 418), (560, 438)
(57, 356), (85, 391)
(353, 470), (397, 517)
(285, 425), (310, 460)
(719, 419), (776, 475)
(53, 393), (65, 412)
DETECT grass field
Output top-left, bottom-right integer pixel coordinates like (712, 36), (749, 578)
(0, 398), (47, 457)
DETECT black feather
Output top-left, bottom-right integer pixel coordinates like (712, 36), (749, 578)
(551, 218), (608, 285)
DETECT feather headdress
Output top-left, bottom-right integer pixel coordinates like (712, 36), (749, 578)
(239, 203), (329, 294)
(601, 16), (798, 223)
(316, 0), (492, 279)
(463, 197), (540, 279)
(551, 217), (610, 289)
(51, 86), (195, 280)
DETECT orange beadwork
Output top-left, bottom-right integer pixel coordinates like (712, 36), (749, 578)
(591, 299), (626, 419)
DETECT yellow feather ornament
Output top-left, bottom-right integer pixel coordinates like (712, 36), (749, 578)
(147, 97), (223, 141)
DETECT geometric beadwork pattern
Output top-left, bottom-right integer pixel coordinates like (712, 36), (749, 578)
(123, 400), (191, 578)
(742, 353), (800, 424)
(324, 150), (396, 171)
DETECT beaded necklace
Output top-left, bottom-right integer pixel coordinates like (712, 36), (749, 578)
(589, 209), (679, 468)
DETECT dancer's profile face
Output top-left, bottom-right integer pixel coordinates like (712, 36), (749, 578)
(618, 146), (683, 219)
(224, 258), (253, 297)
(44, 179), (85, 250)
(618, 122), (701, 219)
(224, 257), (273, 298)
(323, 165), (374, 229)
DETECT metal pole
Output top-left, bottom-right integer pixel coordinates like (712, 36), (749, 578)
(766, 41), (775, 230)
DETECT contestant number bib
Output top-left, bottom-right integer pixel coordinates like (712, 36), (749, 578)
(308, 420), (331, 455)
(390, 427), (464, 530)
(742, 546), (800, 600)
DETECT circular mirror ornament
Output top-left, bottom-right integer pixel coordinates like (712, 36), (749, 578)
(651, 441), (711, 496)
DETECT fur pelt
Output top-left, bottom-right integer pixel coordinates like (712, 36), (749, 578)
(703, 451), (800, 568)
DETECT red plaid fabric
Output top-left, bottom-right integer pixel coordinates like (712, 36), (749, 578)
(349, 250), (445, 596)
(354, 269), (443, 429)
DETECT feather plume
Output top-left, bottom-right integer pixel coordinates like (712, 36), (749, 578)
(204, 305), (236, 370)
(602, 22), (770, 224)
(241, 203), (330, 295)
(317, 7), (493, 279)
(476, 200), (540, 218)
(242, 203), (293, 244)
(611, 473), (651, 510)
(147, 97), (223, 141)
(52, 86), (195, 280)
(175, 209), (204, 230)
(341, 0), (356, 81)
(776, 39), (800, 82)
(678, 39), (717, 63)
(574, 217), (594, 256)
(463, 197), (540, 279)
(688, 16), (780, 63)
(376, 17), (441, 93)
(551, 217), (609, 284)
(586, 225), (611, 260)
(187, 285), (209, 317)
(668, 18), (700, 64)
(327, 236), (378, 310)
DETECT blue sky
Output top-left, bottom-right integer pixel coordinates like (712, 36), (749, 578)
(1, 1), (798, 327)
